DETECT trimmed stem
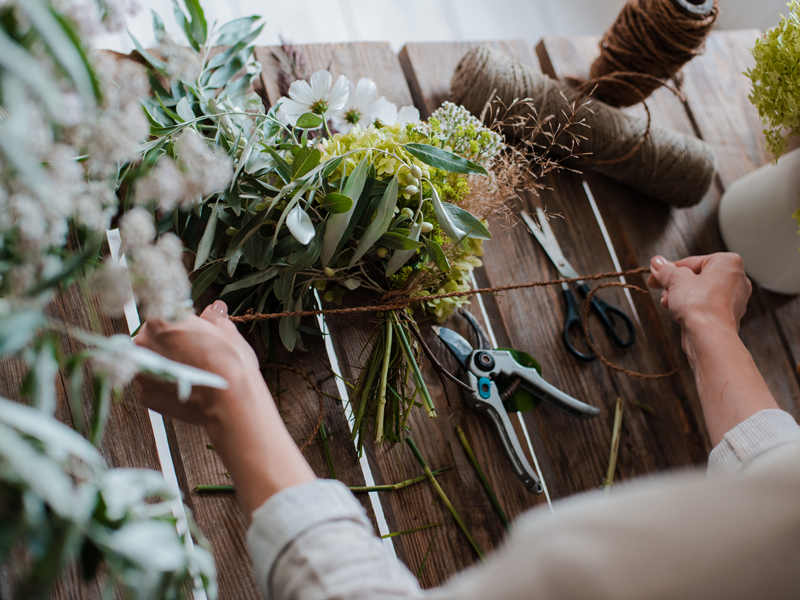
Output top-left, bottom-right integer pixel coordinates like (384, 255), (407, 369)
(417, 531), (438, 579)
(348, 465), (453, 493)
(374, 317), (394, 443)
(405, 436), (484, 560)
(381, 521), (443, 539)
(603, 397), (625, 493)
(456, 425), (510, 531)
(320, 421), (336, 479)
(392, 312), (436, 418)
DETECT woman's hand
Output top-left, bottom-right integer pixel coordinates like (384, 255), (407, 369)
(133, 300), (263, 427)
(647, 253), (752, 334)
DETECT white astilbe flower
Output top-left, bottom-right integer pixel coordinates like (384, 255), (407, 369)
(134, 158), (184, 210)
(332, 78), (384, 133)
(374, 102), (420, 127)
(91, 338), (139, 388)
(427, 101), (504, 168)
(277, 70), (349, 126)
(175, 130), (233, 204)
(120, 207), (156, 253)
(90, 263), (134, 316)
(75, 181), (116, 232)
(128, 233), (192, 321)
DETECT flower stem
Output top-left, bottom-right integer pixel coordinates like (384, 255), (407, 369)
(417, 531), (438, 579)
(381, 521), (443, 539)
(603, 397), (625, 494)
(405, 436), (484, 560)
(320, 421), (336, 479)
(348, 465), (453, 493)
(374, 317), (394, 443)
(456, 425), (510, 531)
(392, 312), (436, 418)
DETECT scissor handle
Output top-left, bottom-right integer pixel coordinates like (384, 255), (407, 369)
(561, 286), (595, 361)
(576, 284), (636, 348)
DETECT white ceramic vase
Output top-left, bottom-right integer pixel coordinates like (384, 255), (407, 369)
(718, 148), (800, 295)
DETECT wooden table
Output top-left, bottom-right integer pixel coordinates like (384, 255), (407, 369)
(22, 31), (800, 599)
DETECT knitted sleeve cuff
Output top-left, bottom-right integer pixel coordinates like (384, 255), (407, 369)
(246, 479), (372, 595)
(708, 409), (800, 476)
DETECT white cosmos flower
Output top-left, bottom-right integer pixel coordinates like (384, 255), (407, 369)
(331, 78), (384, 133)
(374, 101), (420, 127)
(277, 70), (349, 126)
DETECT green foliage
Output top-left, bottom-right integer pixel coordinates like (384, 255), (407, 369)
(748, 1), (800, 159)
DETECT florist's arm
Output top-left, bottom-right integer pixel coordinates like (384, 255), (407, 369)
(647, 253), (799, 473)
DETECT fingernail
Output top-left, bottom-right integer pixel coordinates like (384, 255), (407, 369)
(210, 300), (227, 316)
(653, 255), (667, 267)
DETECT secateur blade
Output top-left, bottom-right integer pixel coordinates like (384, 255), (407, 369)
(432, 326), (473, 370)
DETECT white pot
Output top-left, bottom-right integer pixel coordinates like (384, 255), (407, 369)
(718, 148), (800, 295)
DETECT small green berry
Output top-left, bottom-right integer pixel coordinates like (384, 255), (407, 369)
(225, 226), (238, 236)
(376, 247), (389, 259)
(324, 267), (336, 277)
(420, 221), (433, 233)
(401, 207), (414, 219)
(410, 164), (422, 179)
(408, 176), (420, 187)
(404, 185), (419, 196)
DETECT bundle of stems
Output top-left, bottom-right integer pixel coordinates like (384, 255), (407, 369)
(350, 310), (436, 452)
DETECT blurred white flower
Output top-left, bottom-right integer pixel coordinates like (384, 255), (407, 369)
(90, 263), (134, 316)
(75, 181), (116, 231)
(176, 130), (233, 203)
(374, 102), (420, 127)
(120, 207), (156, 253)
(134, 158), (184, 210)
(91, 336), (139, 389)
(128, 233), (192, 321)
(277, 70), (349, 126)
(332, 78), (384, 133)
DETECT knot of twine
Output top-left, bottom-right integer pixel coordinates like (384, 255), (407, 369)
(449, 46), (715, 208)
(589, 0), (719, 108)
(232, 267), (686, 380)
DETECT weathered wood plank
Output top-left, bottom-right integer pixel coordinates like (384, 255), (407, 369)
(258, 41), (550, 587)
(536, 32), (800, 429)
(399, 41), (707, 508)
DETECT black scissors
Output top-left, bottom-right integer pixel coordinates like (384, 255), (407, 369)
(521, 208), (636, 361)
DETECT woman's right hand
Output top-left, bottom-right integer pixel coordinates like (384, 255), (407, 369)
(647, 253), (752, 335)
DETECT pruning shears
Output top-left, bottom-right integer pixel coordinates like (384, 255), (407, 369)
(434, 311), (599, 494)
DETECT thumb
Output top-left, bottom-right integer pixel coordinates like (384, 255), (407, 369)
(648, 255), (679, 289)
(201, 300), (228, 323)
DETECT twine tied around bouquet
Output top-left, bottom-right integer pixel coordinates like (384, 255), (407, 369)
(232, 267), (687, 380)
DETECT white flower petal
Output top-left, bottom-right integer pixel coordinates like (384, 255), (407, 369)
(309, 70), (333, 98)
(279, 98), (310, 118)
(397, 106), (421, 126)
(352, 78), (378, 108)
(375, 101), (398, 125)
(364, 96), (389, 123)
(326, 75), (350, 112)
(287, 80), (314, 106)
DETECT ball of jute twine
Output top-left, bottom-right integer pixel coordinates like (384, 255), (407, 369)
(589, 0), (719, 108)
(449, 46), (715, 208)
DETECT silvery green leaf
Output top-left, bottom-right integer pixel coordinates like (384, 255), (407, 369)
(321, 157), (369, 266)
(99, 469), (173, 522)
(386, 221), (422, 276)
(0, 310), (46, 357)
(429, 186), (491, 249)
(0, 27), (63, 116)
(220, 266), (278, 295)
(232, 132), (258, 186)
(227, 247), (243, 276)
(72, 332), (228, 401)
(286, 206), (315, 245)
(348, 175), (399, 267)
(28, 339), (59, 415)
(0, 422), (75, 518)
(404, 143), (488, 176)
(270, 179), (312, 247)
(194, 203), (219, 270)
(175, 97), (194, 123)
(216, 15), (260, 45)
(103, 520), (186, 572)
(279, 297), (297, 351)
(0, 397), (104, 467)
(343, 278), (361, 290)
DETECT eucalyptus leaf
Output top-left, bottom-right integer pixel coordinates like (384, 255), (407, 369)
(286, 206), (315, 245)
(207, 24), (263, 70)
(194, 203), (219, 270)
(379, 231), (423, 251)
(225, 208), (269, 259)
(191, 261), (224, 301)
(172, 1), (198, 51)
(274, 271), (294, 303)
(215, 15), (260, 45)
(0, 310), (47, 356)
(128, 31), (169, 73)
(175, 97), (194, 123)
(291, 146), (321, 180)
(227, 247), (243, 276)
(279, 299), (297, 352)
(343, 278), (361, 290)
(295, 113), (323, 129)
(207, 47), (251, 88)
(183, 0), (208, 48)
(321, 156), (369, 266)
(430, 186), (490, 248)
(422, 237), (450, 272)
(348, 175), (399, 267)
(386, 221), (423, 276)
(404, 143), (488, 176)
(261, 145), (293, 183)
(290, 223), (324, 272)
(320, 192), (353, 213)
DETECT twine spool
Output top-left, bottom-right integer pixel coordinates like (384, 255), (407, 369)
(450, 47), (715, 207)
(589, 0), (719, 107)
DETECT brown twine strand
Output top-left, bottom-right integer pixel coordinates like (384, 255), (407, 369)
(449, 46), (715, 208)
(589, 0), (719, 107)
(580, 281), (686, 379)
(237, 266), (684, 381)
(261, 362), (324, 452)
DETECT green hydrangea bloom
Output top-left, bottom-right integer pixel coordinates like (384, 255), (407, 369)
(748, 1), (800, 160)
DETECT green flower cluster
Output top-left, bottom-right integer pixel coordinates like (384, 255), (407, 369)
(747, 1), (800, 159)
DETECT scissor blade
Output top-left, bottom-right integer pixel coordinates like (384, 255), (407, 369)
(521, 209), (580, 280)
(432, 326), (473, 370)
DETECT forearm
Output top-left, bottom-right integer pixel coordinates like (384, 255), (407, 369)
(205, 375), (316, 519)
(683, 318), (779, 447)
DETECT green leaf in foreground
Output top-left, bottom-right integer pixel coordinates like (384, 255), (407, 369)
(295, 112), (323, 129)
(404, 143), (488, 176)
(498, 348), (542, 412)
(320, 192), (353, 213)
